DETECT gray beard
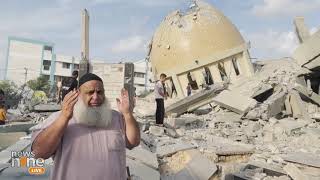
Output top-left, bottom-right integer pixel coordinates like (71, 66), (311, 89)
(73, 97), (112, 128)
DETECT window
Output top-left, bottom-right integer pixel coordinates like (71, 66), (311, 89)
(134, 72), (145, 78)
(43, 60), (51, 71)
(74, 64), (79, 70)
(44, 46), (52, 51)
(63, 62), (71, 69)
(232, 58), (240, 76)
(218, 62), (227, 81)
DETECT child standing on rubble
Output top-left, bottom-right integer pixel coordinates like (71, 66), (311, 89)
(0, 104), (6, 125)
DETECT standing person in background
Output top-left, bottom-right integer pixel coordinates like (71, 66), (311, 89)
(186, 83), (192, 96)
(62, 70), (79, 101)
(155, 73), (167, 126)
(57, 80), (62, 104)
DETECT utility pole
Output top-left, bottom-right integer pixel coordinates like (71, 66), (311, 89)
(24, 67), (28, 84)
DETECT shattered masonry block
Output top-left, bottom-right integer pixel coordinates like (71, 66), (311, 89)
(212, 90), (257, 114)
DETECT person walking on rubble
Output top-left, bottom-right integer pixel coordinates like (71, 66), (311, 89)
(56, 80), (62, 104)
(31, 73), (140, 180)
(155, 73), (167, 126)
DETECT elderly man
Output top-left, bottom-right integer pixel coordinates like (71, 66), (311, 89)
(31, 73), (140, 180)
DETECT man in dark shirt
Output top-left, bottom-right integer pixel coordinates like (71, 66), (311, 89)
(62, 70), (78, 101)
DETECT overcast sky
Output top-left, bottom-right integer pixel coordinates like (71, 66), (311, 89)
(0, 0), (319, 79)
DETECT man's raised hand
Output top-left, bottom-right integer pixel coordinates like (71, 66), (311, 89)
(61, 90), (79, 120)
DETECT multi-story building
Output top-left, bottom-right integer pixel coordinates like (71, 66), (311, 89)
(133, 59), (153, 96)
(5, 37), (81, 86)
(4, 37), (153, 96)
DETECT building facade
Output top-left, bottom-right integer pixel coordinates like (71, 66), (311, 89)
(5, 37), (81, 87)
(133, 59), (154, 96)
(5, 37), (153, 97)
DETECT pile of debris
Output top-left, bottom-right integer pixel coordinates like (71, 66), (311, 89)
(128, 56), (320, 179)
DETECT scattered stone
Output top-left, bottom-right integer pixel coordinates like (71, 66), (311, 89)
(127, 158), (160, 180)
(212, 90), (257, 114)
(156, 142), (196, 158)
(149, 126), (165, 136)
(284, 163), (309, 180)
(127, 145), (158, 169)
(281, 152), (320, 168)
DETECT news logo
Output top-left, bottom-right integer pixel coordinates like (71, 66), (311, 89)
(11, 151), (46, 175)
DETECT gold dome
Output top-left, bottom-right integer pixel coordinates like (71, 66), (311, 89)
(150, 1), (245, 75)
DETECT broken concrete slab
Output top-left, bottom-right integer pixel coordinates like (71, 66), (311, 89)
(140, 132), (154, 147)
(213, 112), (242, 123)
(126, 145), (158, 169)
(293, 29), (320, 68)
(284, 163), (309, 180)
(164, 128), (179, 138)
(0, 122), (37, 133)
(294, 16), (310, 44)
(33, 104), (61, 112)
(156, 142), (196, 158)
(284, 94), (292, 115)
(281, 152), (320, 168)
(232, 163), (289, 180)
(165, 116), (200, 129)
(149, 126), (165, 136)
(162, 150), (218, 180)
(294, 84), (320, 105)
(288, 91), (310, 119)
(166, 83), (226, 116)
(183, 150), (218, 179)
(205, 136), (255, 156)
(252, 83), (274, 103)
(212, 90), (257, 114)
(126, 158), (160, 180)
(274, 119), (307, 136)
(265, 89), (286, 117)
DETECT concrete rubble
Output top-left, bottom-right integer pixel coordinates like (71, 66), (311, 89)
(127, 57), (320, 179)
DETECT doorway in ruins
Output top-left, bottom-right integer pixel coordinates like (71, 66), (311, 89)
(165, 77), (177, 98)
(232, 57), (240, 76)
(187, 72), (199, 90)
